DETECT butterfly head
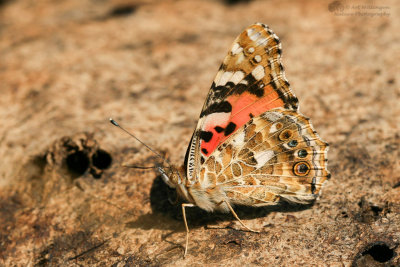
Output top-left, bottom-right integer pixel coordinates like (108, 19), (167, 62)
(158, 165), (177, 187)
(158, 164), (193, 203)
(158, 164), (187, 187)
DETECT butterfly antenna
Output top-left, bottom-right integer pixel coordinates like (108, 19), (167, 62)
(109, 118), (170, 166)
(122, 164), (158, 169)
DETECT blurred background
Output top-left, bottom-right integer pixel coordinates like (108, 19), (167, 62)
(0, 0), (398, 265)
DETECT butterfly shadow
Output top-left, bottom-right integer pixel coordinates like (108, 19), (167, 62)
(125, 175), (316, 234)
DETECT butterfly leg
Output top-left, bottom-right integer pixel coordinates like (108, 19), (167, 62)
(181, 203), (195, 257)
(223, 200), (260, 233)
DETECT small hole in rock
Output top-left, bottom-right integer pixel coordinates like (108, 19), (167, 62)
(66, 151), (90, 175)
(225, 0), (252, 5)
(109, 5), (137, 17)
(227, 240), (240, 246)
(90, 168), (103, 179)
(92, 149), (112, 169)
(362, 243), (394, 263)
(370, 205), (383, 217)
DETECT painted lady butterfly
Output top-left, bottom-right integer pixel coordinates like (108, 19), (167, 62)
(157, 23), (330, 256)
(113, 23), (330, 257)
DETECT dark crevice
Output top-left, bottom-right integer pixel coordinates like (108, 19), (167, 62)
(356, 197), (384, 223)
(89, 168), (103, 179)
(224, 0), (252, 5)
(370, 205), (383, 217)
(361, 242), (395, 263)
(66, 151), (90, 175)
(92, 149), (112, 170)
(226, 240), (240, 246)
(393, 181), (400, 189)
(108, 5), (137, 17)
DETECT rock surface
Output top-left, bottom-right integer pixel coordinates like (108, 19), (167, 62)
(0, 0), (399, 266)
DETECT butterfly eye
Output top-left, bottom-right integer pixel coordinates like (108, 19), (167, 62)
(287, 140), (298, 147)
(293, 162), (311, 176)
(297, 149), (308, 158)
(279, 129), (292, 140)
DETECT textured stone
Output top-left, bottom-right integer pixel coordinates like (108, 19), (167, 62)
(0, 0), (399, 266)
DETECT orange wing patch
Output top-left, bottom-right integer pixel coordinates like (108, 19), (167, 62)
(200, 89), (284, 156)
(197, 23), (297, 158)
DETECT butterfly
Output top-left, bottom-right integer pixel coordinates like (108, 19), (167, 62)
(113, 23), (330, 257)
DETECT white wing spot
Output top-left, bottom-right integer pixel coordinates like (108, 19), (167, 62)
(231, 42), (239, 52)
(203, 112), (231, 129)
(231, 42), (243, 55)
(233, 130), (245, 145)
(217, 71), (233, 86)
(236, 53), (245, 64)
(251, 65), (265, 80)
(247, 28), (255, 36)
(217, 70), (245, 86)
(248, 47), (255, 53)
(230, 71), (245, 85)
(254, 55), (262, 63)
(213, 70), (224, 85)
(269, 59), (278, 77)
(254, 150), (275, 168)
(269, 122), (280, 133)
(248, 30), (261, 41)
(262, 111), (283, 121)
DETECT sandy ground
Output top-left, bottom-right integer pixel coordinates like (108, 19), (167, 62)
(0, 0), (399, 266)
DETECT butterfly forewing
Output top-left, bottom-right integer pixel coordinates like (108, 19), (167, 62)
(186, 23), (299, 181)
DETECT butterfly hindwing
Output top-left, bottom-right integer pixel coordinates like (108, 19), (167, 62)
(198, 108), (330, 205)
